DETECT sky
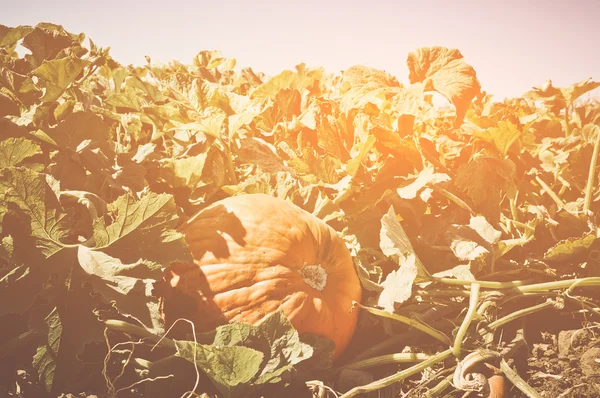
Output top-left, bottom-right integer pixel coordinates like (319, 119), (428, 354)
(3, 0), (599, 101)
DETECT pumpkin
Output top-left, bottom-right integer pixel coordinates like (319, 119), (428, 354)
(160, 193), (362, 358)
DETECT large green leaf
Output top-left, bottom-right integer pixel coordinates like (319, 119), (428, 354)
(77, 246), (163, 332)
(92, 192), (191, 264)
(0, 167), (71, 257)
(0, 137), (41, 168)
(175, 311), (315, 398)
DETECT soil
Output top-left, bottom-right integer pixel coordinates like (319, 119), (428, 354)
(498, 312), (600, 398)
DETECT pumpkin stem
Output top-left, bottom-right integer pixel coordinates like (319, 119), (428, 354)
(300, 264), (328, 292)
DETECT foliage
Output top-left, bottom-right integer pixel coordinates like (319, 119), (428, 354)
(1, 22), (599, 397)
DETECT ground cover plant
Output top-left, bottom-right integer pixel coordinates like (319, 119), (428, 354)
(1, 22), (600, 398)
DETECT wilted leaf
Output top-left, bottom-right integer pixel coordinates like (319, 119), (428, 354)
(195, 50), (226, 69)
(377, 253), (419, 312)
(450, 239), (489, 262)
(380, 206), (430, 279)
(432, 264), (475, 281)
(468, 215), (502, 245)
(396, 166), (450, 200)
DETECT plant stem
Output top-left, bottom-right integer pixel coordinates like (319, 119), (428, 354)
(104, 320), (176, 350)
(433, 186), (476, 216)
(348, 306), (456, 362)
(517, 277), (600, 293)
(343, 353), (431, 371)
(432, 277), (528, 289)
(354, 302), (451, 346)
(584, 125), (600, 213)
(500, 358), (542, 397)
(432, 276), (600, 293)
(564, 104), (571, 137)
(452, 283), (480, 356)
(480, 300), (557, 335)
(338, 349), (454, 398)
(535, 175), (565, 209)
(424, 374), (453, 397)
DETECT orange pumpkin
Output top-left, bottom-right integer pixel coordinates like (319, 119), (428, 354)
(160, 193), (362, 359)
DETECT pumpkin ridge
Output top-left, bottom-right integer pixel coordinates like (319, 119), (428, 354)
(212, 274), (302, 302)
(203, 263), (304, 294)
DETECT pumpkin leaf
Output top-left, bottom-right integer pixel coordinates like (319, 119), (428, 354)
(544, 233), (596, 263)
(0, 137), (41, 168)
(175, 311), (315, 398)
(32, 56), (91, 102)
(468, 215), (502, 246)
(32, 307), (62, 393)
(377, 253), (420, 312)
(0, 167), (71, 258)
(396, 166), (450, 200)
(175, 341), (263, 398)
(406, 46), (482, 125)
(92, 192), (192, 264)
(77, 246), (164, 333)
(380, 206), (430, 280)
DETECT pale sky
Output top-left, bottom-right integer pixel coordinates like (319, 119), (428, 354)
(3, 0), (599, 101)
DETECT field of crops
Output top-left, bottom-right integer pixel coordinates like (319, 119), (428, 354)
(1, 23), (600, 398)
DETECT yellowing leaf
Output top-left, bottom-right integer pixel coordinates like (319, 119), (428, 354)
(468, 215), (501, 245)
(377, 253), (419, 312)
(251, 70), (298, 99)
(380, 206), (430, 279)
(160, 152), (208, 188)
(396, 166), (450, 200)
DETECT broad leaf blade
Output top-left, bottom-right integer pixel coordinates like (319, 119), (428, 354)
(0, 168), (70, 257)
(0, 137), (41, 168)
